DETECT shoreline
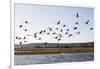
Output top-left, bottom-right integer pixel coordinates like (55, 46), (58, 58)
(15, 48), (94, 55)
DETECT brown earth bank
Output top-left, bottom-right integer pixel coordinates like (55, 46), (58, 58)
(15, 48), (94, 55)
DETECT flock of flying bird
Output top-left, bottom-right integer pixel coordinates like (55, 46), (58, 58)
(15, 13), (93, 45)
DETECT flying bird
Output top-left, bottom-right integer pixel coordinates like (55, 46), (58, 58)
(52, 32), (56, 35)
(75, 31), (80, 34)
(39, 31), (42, 34)
(19, 42), (22, 45)
(19, 25), (23, 28)
(67, 29), (69, 31)
(34, 33), (37, 36)
(43, 30), (46, 33)
(38, 37), (41, 40)
(65, 32), (68, 34)
(85, 20), (89, 24)
(18, 37), (21, 40)
(23, 37), (26, 39)
(54, 36), (58, 39)
(25, 20), (28, 24)
(58, 38), (61, 42)
(68, 34), (73, 37)
(48, 27), (52, 31)
(60, 29), (63, 32)
(63, 25), (66, 27)
(73, 27), (78, 30)
(24, 41), (27, 43)
(57, 21), (60, 25)
(44, 42), (48, 45)
(16, 36), (18, 39)
(90, 28), (93, 30)
(75, 22), (78, 25)
(47, 33), (50, 35)
(76, 13), (79, 18)
(24, 29), (28, 32)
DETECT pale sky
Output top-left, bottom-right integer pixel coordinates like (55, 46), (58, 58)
(15, 3), (94, 44)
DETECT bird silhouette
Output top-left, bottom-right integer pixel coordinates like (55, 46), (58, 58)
(90, 28), (93, 30)
(44, 42), (48, 45)
(58, 38), (61, 42)
(19, 25), (23, 28)
(43, 30), (46, 33)
(19, 42), (22, 45)
(67, 29), (69, 31)
(24, 41), (27, 43)
(56, 28), (58, 30)
(63, 25), (66, 27)
(25, 20), (28, 24)
(39, 31), (42, 34)
(24, 29), (28, 32)
(38, 37), (41, 40)
(75, 22), (78, 25)
(48, 27), (52, 31)
(60, 29), (63, 32)
(68, 34), (73, 37)
(47, 33), (50, 35)
(18, 37), (21, 40)
(23, 37), (26, 39)
(65, 32), (68, 34)
(85, 20), (89, 24)
(75, 31), (80, 34)
(52, 32), (56, 35)
(16, 36), (18, 39)
(76, 13), (79, 18)
(73, 27), (78, 30)
(54, 36), (58, 39)
(57, 21), (60, 25)
(34, 33), (37, 36)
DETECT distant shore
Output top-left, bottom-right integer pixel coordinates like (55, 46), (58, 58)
(15, 48), (94, 55)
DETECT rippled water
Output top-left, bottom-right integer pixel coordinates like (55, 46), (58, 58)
(14, 52), (94, 65)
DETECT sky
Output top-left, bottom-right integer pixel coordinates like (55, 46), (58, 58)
(15, 3), (94, 44)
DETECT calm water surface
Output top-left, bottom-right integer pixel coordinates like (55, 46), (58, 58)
(14, 52), (94, 65)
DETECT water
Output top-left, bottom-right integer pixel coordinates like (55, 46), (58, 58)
(14, 52), (94, 65)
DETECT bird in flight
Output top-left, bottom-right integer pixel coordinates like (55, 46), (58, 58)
(63, 25), (66, 27)
(65, 32), (68, 35)
(19, 42), (22, 45)
(56, 28), (58, 30)
(44, 42), (48, 45)
(23, 37), (26, 39)
(16, 36), (18, 39)
(57, 21), (60, 25)
(67, 29), (69, 31)
(90, 28), (93, 30)
(73, 27), (78, 30)
(75, 31), (80, 34)
(60, 29), (63, 32)
(52, 32), (56, 35)
(48, 27), (52, 31)
(24, 29), (28, 32)
(85, 20), (89, 24)
(18, 37), (21, 40)
(38, 37), (41, 40)
(58, 38), (61, 42)
(25, 20), (28, 24)
(76, 13), (79, 18)
(75, 22), (78, 25)
(19, 25), (23, 28)
(39, 31), (43, 34)
(68, 34), (73, 37)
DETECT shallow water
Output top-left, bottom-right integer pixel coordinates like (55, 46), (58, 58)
(14, 52), (94, 65)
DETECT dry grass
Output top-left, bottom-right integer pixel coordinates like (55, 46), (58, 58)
(15, 48), (94, 55)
